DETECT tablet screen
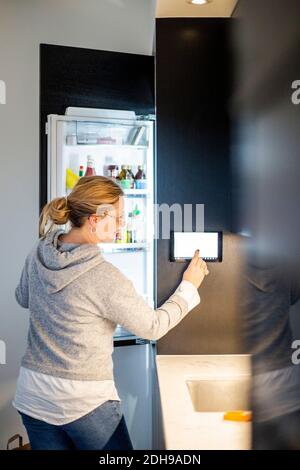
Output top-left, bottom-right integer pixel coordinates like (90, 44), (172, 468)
(172, 232), (222, 262)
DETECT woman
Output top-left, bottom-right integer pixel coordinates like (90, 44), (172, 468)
(13, 175), (209, 450)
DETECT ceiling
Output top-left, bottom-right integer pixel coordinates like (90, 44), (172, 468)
(156, 0), (239, 18)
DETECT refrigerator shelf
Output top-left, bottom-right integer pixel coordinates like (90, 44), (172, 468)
(99, 242), (150, 253)
(123, 189), (150, 197)
(65, 143), (149, 150)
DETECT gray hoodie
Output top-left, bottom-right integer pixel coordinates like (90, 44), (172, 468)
(15, 229), (189, 381)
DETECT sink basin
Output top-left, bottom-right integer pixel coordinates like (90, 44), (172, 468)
(186, 376), (251, 412)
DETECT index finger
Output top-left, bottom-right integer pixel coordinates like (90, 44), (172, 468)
(191, 249), (200, 263)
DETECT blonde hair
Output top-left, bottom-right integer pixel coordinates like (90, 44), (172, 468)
(39, 176), (124, 237)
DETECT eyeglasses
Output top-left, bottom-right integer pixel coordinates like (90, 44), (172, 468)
(94, 211), (125, 223)
(105, 212), (125, 223)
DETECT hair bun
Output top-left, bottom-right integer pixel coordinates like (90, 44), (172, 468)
(49, 197), (70, 225)
(39, 175), (123, 237)
(39, 196), (70, 236)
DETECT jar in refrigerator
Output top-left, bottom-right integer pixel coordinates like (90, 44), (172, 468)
(84, 155), (96, 176)
(134, 165), (147, 189)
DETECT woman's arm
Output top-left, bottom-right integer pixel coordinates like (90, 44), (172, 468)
(101, 251), (207, 341)
(104, 272), (194, 341)
(15, 256), (30, 308)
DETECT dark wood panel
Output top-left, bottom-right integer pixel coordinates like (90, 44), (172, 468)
(156, 19), (232, 231)
(155, 19), (242, 355)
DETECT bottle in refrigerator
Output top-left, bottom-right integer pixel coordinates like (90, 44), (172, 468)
(116, 224), (126, 244)
(119, 165), (132, 190)
(126, 212), (136, 243)
(108, 165), (119, 181)
(115, 230), (121, 244)
(79, 165), (84, 177)
(127, 165), (135, 189)
(119, 165), (127, 181)
(103, 156), (113, 177)
(84, 155), (96, 176)
(134, 165), (147, 189)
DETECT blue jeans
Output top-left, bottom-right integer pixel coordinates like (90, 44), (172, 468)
(19, 400), (133, 450)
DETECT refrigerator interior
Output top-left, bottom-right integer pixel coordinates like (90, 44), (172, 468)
(47, 111), (155, 339)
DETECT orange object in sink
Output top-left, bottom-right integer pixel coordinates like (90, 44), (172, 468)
(223, 411), (252, 422)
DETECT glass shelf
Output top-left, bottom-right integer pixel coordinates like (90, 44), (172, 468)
(65, 143), (149, 150)
(98, 242), (149, 253)
(123, 189), (149, 197)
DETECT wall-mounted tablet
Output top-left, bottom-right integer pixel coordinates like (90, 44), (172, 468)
(170, 231), (223, 262)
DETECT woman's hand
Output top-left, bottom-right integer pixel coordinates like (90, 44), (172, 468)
(182, 249), (209, 289)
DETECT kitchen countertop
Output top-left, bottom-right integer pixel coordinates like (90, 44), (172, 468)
(155, 354), (252, 450)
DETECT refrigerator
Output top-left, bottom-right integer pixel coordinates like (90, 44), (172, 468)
(47, 107), (156, 449)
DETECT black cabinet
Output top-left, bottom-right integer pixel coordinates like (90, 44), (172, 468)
(156, 19), (233, 233)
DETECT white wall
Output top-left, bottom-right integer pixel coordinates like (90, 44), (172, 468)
(0, 0), (156, 449)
